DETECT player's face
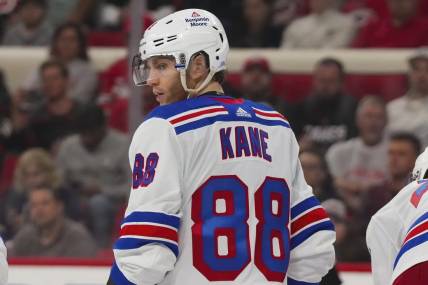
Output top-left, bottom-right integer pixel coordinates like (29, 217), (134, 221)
(145, 57), (186, 105)
(29, 189), (62, 229)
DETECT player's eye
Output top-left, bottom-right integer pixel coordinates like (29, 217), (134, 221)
(157, 63), (167, 70)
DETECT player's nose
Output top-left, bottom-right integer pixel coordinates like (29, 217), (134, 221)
(146, 73), (159, 86)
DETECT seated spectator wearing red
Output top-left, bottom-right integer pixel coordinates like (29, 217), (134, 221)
(9, 186), (97, 257)
(30, 60), (82, 152)
(1, 0), (52, 46)
(352, 0), (428, 48)
(229, 0), (283, 47)
(281, 0), (356, 49)
(289, 57), (357, 152)
(22, 22), (98, 104)
(388, 48), (428, 148)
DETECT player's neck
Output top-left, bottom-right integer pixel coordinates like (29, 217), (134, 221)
(196, 81), (224, 96)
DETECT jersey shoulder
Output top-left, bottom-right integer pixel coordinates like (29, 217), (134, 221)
(142, 94), (290, 135)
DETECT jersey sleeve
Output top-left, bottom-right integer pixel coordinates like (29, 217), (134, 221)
(108, 118), (183, 285)
(287, 135), (336, 284)
(392, 182), (428, 284)
(0, 237), (7, 285)
(366, 217), (395, 285)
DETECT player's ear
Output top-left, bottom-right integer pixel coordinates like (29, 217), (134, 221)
(186, 53), (209, 89)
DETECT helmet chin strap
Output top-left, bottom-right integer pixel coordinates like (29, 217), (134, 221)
(180, 69), (216, 99)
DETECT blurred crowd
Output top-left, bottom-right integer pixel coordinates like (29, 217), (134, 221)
(0, 0), (427, 265)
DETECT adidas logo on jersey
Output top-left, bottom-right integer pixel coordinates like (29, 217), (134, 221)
(236, 107), (252, 118)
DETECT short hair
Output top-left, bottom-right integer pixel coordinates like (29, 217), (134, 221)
(40, 59), (69, 78)
(75, 104), (106, 132)
(390, 132), (421, 156)
(30, 186), (65, 204)
(195, 51), (226, 84)
(316, 57), (346, 78)
(356, 95), (386, 116)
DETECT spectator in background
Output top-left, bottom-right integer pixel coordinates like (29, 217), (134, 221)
(2, 0), (52, 46)
(358, 132), (421, 220)
(46, 0), (97, 28)
(352, 0), (428, 48)
(387, 133), (421, 195)
(388, 49), (428, 148)
(56, 104), (129, 247)
(4, 148), (78, 239)
(239, 57), (288, 115)
(9, 187), (97, 257)
(230, 0), (283, 47)
(22, 22), (98, 104)
(281, 0), (356, 49)
(290, 57), (357, 152)
(30, 60), (82, 152)
(299, 149), (336, 202)
(326, 96), (388, 213)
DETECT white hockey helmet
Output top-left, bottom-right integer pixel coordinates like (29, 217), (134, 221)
(411, 147), (428, 181)
(132, 9), (229, 94)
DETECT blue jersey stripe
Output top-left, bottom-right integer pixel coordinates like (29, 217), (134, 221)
(407, 212), (428, 233)
(290, 221), (335, 250)
(109, 262), (136, 285)
(174, 115), (290, 135)
(394, 231), (428, 268)
(287, 277), (319, 285)
(291, 197), (320, 220)
(122, 212), (180, 229)
(114, 237), (179, 257)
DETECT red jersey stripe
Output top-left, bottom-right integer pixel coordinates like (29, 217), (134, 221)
(170, 107), (227, 124)
(120, 224), (178, 242)
(291, 208), (329, 235)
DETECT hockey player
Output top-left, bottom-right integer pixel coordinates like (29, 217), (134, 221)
(0, 236), (7, 285)
(367, 147), (428, 285)
(107, 9), (335, 285)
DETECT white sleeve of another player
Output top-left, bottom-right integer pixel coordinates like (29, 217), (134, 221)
(0, 237), (7, 285)
(392, 185), (428, 284)
(366, 217), (395, 285)
(287, 135), (336, 284)
(109, 118), (183, 285)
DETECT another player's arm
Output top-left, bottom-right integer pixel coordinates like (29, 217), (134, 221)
(366, 217), (395, 285)
(392, 183), (428, 285)
(107, 118), (183, 285)
(287, 134), (336, 284)
(0, 237), (7, 285)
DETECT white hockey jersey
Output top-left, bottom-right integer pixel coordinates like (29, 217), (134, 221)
(108, 93), (336, 285)
(367, 179), (428, 285)
(0, 236), (7, 285)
